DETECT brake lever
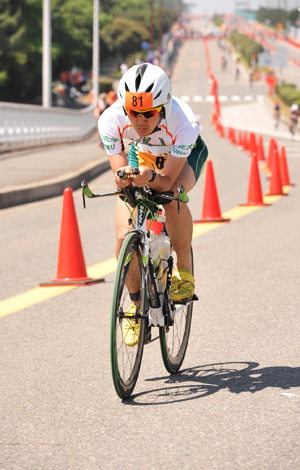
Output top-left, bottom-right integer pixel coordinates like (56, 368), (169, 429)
(177, 185), (188, 213)
(81, 179), (91, 208)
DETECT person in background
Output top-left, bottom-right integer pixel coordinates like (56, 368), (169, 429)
(248, 67), (254, 88)
(94, 93), (109, 146)
(289, 103), (299, 135)
(106, 90), (118, 106)
(273, 101), (280, 129)
(120, 63), (129, 75)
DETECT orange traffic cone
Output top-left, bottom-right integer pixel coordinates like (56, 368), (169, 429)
(219, 123), (224, 138)
(266, 148), (286, 196)
(227, 127), (232, 143)
(249, 132), (257, 158)
(240, 155), (269, 206)
(231, 128), (236, 145)
(211, 111), (216, 125)
(238, 131), (243, 148)
(257, 135), (265, 161)
(194, 160), (230, 223)
(266, 137), (277, 170)
(279, 146), (294, 186)
(243, 131), (248, 151)
(40, 188), (105, 286)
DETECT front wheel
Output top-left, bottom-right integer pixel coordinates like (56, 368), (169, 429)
(110, 232), (146, 399)
(159, 247), (194, 374)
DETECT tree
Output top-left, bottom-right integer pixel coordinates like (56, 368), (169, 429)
(0, 0), (42, 102)
(101, 17), (149, 59)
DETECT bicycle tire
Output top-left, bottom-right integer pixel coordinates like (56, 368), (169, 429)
(110, 232), (146, 399)
(159, 246), (194, 374)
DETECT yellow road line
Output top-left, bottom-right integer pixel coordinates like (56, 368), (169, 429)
(0, 258), (117, 319)
(0, 188), (290, 319)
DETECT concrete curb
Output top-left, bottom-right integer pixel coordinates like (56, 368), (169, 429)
(0, 157), (110, 210)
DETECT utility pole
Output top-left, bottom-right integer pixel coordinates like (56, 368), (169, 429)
(42, 0), (51, 108)
(150, 0), (154, 50)
(159, 0), (163, 50)
(93, 0), (100, 104)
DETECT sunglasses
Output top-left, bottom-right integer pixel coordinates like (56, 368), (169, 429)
(125, 106), (162, 119)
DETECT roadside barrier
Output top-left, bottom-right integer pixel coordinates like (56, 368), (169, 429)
(194, 160), (230, 223)
(0, 102), (96, 153)
(40, 187), (104, 287)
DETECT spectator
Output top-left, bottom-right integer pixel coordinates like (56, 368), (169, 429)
(94, 93), (109, 146)
(107, 90), (118, 106)
(273, 101), (280, 129)
(249, 67), (254, 88)
(120, 63), (129, 75)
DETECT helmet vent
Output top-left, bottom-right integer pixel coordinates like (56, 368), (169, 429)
(125, 82), (129, 92)
(135, 64), (148, 91)
(154, 90), (162, 100)
(145, 83), (154, 93)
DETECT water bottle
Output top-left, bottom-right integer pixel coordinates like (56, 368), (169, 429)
(158, 233), (171, 260)
(157, 233), (171, 294)
(149, 231), (163, 283)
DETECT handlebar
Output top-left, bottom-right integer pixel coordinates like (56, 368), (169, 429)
(117, 167), (140, 179)
(81, 166), (189, 212)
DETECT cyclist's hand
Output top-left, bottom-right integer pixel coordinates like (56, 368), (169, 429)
(115, 166), (133, 189)
(132, 166), (153, 187)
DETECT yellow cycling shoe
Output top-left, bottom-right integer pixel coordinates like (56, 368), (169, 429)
(122, 304), (140, 347)
(170, 268), (195, 302)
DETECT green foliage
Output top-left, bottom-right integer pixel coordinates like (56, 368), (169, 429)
(276, 82), (300, 107)
(0, 0), (42, 102)
(0, 0), (180, 103)
(101, 17), (149, 59)
(99, 77), (114, 93)
(256, 7), (298, 28)
(230, 30), (263, 66)
(214, 15), (223, 27)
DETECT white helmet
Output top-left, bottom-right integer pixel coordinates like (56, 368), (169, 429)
(291, 104), (299, 112)
(118, 63), (172, 119)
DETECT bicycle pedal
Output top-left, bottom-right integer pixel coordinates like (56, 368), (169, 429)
(172, 293), (198, 305)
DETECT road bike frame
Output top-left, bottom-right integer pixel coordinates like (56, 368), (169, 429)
(81, 177), (196, 399)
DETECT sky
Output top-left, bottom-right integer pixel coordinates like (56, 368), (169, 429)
(186, 0), (260, 14)
(186, 0), (300, 14)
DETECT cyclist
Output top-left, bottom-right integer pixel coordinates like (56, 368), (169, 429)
(248, 67), (254, 88)
(98, 63), (208, 345)
(289, 103), (299, 134)
(273, 101), (280, 129)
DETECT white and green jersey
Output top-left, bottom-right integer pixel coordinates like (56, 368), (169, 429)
(98, 96), (200, 171)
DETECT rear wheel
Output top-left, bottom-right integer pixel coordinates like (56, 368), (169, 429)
(159, 247), (194, 374)
(110, 232), (146, 399)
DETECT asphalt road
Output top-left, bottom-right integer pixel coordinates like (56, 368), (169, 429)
(0, 35), (300, 469)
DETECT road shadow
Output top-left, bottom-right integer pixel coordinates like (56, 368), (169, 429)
(124, 362), (300, 405)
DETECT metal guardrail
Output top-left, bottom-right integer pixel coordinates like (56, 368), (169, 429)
(0, 101), (96, 153)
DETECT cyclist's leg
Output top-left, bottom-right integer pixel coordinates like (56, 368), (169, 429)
(164, 136), (208, 272)
(164, 164), (195, 272)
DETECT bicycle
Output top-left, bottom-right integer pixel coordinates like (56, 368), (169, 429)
(81, 169), (197, 399)
(289, 114), (298, 136)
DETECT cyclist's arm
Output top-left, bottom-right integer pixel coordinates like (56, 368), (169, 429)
(146, 154), (186, 192)
(109, 152), (134, 189)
